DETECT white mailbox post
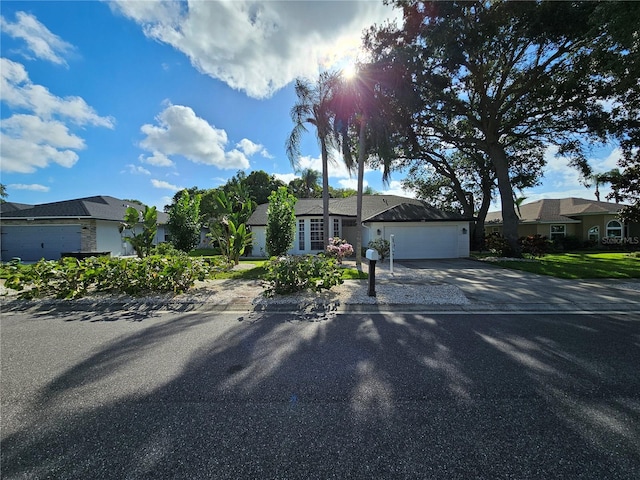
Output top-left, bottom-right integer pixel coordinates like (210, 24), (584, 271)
(365, 248), (379, 297)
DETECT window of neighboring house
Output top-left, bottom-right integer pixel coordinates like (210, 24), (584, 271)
(333, 218), (340, 238)
(298, 219), (305, 251)
(310, 219), (324, 250)
(588, 226), (599, 243)
(606, 220), (623, 238)
(550, 224), (566, 240)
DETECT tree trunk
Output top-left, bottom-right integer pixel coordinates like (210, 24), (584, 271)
(355, 117), (367, 272)
(321, 138), (330, 249)
(489, 143), (521, 256)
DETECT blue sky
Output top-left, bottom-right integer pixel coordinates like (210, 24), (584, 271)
(0, 1), (621, 211)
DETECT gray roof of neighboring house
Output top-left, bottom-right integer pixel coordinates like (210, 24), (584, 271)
(0, 196), (169, 223)
(247, 195), (470, 226)
(485, 197), (626, 224)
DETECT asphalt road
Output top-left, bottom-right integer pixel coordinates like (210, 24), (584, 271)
(2, 307), (639, 479)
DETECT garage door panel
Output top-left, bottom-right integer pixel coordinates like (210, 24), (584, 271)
(386, 225), (458, 259)
(1, 225), (81, 262)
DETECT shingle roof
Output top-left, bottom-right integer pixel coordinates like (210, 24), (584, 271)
(0, 202), (34, 214)
(485, 197), (625, 224)
(247, 195), (469, 226)
(0, 196), (169, 223)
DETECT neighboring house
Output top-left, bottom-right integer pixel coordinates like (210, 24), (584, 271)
(247, 195), (472, 260)
(485, 197), (640, 247)
(0, 196), (169, 262)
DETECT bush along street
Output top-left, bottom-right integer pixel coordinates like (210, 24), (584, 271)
(263, 255), (344, 297)
(4, 255), (215, 299)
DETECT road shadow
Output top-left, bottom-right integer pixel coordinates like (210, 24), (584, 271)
(1, 299), (639, 478)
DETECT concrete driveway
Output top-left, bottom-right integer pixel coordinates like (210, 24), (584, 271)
(381, 258), (640, 312)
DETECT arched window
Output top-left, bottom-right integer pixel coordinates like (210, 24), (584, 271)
(606, 220), (623, 238)
(588, 226), (599, 242)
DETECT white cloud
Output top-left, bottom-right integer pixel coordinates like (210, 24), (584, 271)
(274, 172), (297, 184)
(139, 152), (175, 167)
(151, 179), (183, 191)
(1, 58), (114, 127)
(0, 58), (113, 173)
(0, 11), (75, 66)
(337, 177), (368, 191)
(111, 0), (400, 98)
(297, 154), (359, 179)
(380, 180), (415, 198)
(139, 104), (249, 169)
(236, 138), (272, 158)
(123, 164), (151, 175)
(7, 183), (50, 192)
(0, 114), (87, 173)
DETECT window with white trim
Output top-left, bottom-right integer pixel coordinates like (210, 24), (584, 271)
(310, 219), (324, 250)
(550, 224), (566, 240)
(606, 220), (623, 238)
(588, 226), (599, 243)
(333, 218), (340, 238)
(298, 219), (305, 250)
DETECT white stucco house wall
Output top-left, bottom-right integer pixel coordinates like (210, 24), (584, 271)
(246, 195), (472, 260)
(0, 196), (169, 262)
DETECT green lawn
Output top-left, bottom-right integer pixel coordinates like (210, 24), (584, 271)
(484, 252), (640, 279)
(209, 259), (367, 281)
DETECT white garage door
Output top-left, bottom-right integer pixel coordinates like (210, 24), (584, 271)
(1, 225), (81, 262)
(385, 225), (458, 259)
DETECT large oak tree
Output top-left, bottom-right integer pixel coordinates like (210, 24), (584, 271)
(366, 0), (610, 254)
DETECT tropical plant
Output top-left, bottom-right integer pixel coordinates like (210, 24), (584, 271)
(120, 205), (158, 258)
(286, 71), (342, 249)
(332, 63), (397, 270)
(265, 186), (298, 257)
(208, 190), (255, 265)
(218, 219), (253, 265)
(167, 190), (202, 252)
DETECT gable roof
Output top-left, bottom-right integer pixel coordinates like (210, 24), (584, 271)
(0, 196), (169, 223)
(485, 197), (626, 224)
(247, 195), (469, 226)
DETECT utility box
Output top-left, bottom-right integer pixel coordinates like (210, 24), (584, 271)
(365, 249), (379, 261)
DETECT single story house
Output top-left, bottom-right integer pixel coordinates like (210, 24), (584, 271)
(246, 195), (472, 259)
(0, 195), (169, 262)
(485, 197), (639, 247)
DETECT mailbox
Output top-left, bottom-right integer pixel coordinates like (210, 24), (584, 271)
(365, 249), (379, 261)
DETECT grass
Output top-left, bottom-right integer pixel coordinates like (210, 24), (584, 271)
(483, 252), (640, 279)
(208, 259), (368, 281)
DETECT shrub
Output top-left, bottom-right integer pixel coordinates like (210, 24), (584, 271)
(266, 186), (297, 257)
(263, 255), (343, 296)
(484, 232), (514, 257)
(519, 234), (550, 257)
(151, 242), (184, 257)
(4, 256), (210, 299)
(552, 235), (583, 252)
(367, 238), (391, 261)
(325, 237), (354, 264)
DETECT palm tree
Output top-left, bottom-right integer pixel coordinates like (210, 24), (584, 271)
(298, 168), (322, 198)
(332, 63), (396, 270)
(286, 72), (341, 249)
